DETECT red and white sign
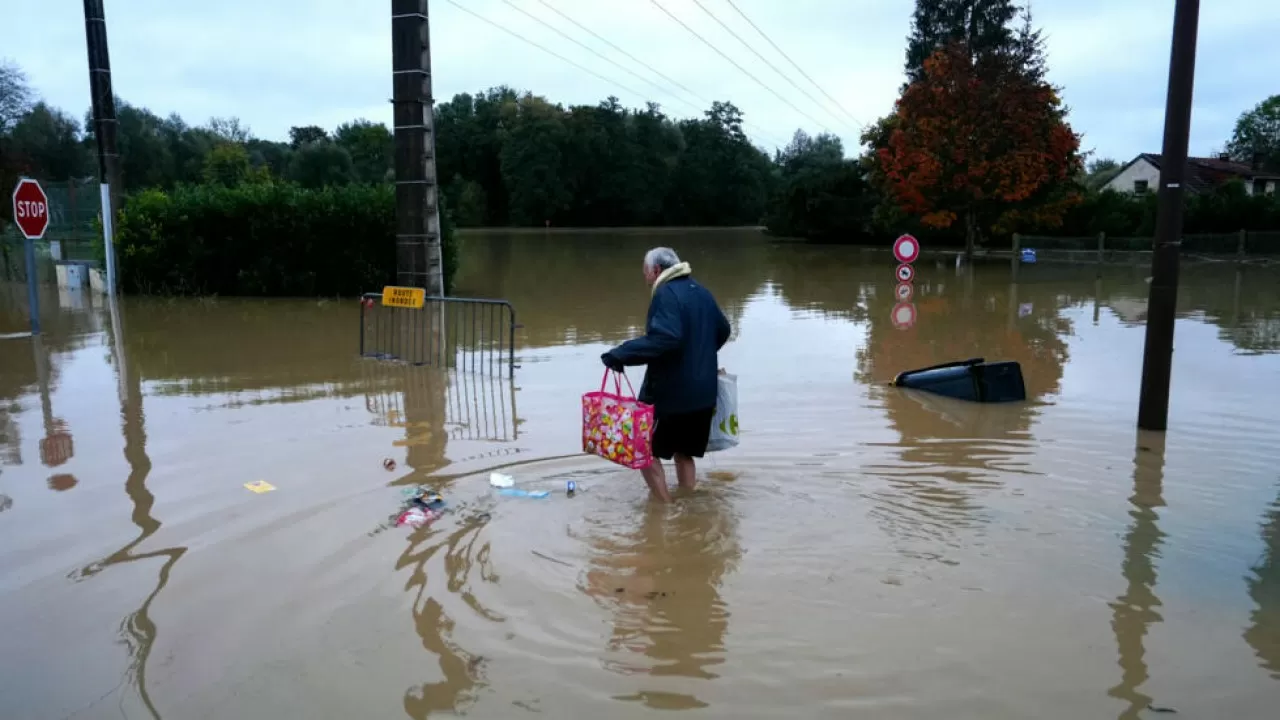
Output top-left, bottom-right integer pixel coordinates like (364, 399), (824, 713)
(892, 233), (920, 264)
(11, 178), (50, 240)
(895, 281), (914, 302)
(891, 302), (917, 329)
(895, 263), (915, 283)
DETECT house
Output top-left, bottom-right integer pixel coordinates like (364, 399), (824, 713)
(1103, 153), (1279, 196)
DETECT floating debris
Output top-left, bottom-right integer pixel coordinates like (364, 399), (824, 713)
(244, 480), (276, 494)
(383, 458), (397, 471)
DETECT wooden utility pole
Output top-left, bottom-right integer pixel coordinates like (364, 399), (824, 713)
(84, 0), (122, 296)
(391, 0), (444, 296)
(1137, 0), (1200, 431)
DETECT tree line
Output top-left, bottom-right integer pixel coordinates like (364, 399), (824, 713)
(3, 0), (1280, 253)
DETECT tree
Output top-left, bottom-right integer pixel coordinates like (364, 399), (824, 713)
(208, 116), (252, 144)
(287, 140), (355, 188)
(877, 42), (1081, 255)
(9, 102), (88, 179)
(904, 0), (1026, 82)
(203, 142), (266, 186)
(0, 59), (33, 134)
(334, 119), (393, 184)
(289, 125), (328, 149)
(1227, 95), (1280, 172)
(766, 132), (876, 241)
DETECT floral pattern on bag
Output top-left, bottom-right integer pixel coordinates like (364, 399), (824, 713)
(582, 371), (654, 469)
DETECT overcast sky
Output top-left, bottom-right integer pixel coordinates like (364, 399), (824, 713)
(5, 0), (1277, 162)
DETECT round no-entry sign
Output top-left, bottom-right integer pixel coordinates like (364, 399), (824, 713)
(895, 281), (914, 301)
(11, 178), (50, 240)
(892, 233), (920, 264)
(891, 302), (917, 329)
(895, 263), (915, 283)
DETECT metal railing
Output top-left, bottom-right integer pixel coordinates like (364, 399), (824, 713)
(359, 293), (518, 378)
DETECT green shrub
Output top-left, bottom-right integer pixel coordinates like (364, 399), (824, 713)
(114, 181), (459, 296)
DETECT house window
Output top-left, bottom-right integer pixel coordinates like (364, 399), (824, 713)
(1133, 180), (1149, 194)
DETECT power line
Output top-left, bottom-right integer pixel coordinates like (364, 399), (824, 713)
(500, 0), (702, 115)
(723, 0), (865, 131)
(531, 0), (785, 148)
(691, 0), (857, 134)
(443, 0), (783, 149)
(443, 0), (648, 102)
(648, 0), (835, 135)
(534, 0), (707, 108)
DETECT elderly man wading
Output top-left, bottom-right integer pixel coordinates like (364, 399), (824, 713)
(602, 248), (731, 502)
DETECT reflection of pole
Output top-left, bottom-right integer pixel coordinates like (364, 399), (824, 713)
(1137, 0), (1200, 431)
(109, 296), (128, 406)
(32, 335), (54, 435)
(1108, 431), (1167, 719)
(23, 237), (40, 335)
(1244, 490), (1279, 678)
(1232, 266), (1242, 327)
(1094, 276), (1102, 325)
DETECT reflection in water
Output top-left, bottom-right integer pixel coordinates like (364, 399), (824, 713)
(397, 508), (498, 718)
(1108, 431), (1167, 719)
(1245, 491), (1280, 678)
(70, 303), (186, 719)
(581, 490), (741, 710)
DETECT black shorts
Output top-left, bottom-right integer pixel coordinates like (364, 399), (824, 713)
(652, 408), (715, 460)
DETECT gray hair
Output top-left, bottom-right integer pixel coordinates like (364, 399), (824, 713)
(643, 247), (681, 272)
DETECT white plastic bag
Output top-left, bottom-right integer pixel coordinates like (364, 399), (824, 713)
(706, 371), (739, 452)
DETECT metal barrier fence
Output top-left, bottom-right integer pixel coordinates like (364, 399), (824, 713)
(1018, 230), (1280, 257)
(359, 293), (518, 378)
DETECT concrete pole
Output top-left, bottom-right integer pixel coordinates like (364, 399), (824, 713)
(391, 0), (444, 296)
(84, 0), (122, 296)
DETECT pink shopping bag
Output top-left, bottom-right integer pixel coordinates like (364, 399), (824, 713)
(582, 369), (655, 469)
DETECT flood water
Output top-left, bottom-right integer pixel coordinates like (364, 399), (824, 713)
(1, 229), (1279, 719)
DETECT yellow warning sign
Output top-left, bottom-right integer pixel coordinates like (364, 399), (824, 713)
(382, 286), (425, 309)
(244, 480), (276, 494)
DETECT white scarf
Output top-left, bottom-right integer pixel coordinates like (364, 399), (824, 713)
(651, 262), (692, 297)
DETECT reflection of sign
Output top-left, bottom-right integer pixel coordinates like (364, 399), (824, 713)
(895, 263), (915, 282)
(381, 286), (425, 309)
(895, 282), (914, 301)
(1019, 302), (1033, 317)
(39, 432), (74, 467)
(892, 234), (920, 264)
(12, 178), (50, 240)
(891, 302), (917, 329)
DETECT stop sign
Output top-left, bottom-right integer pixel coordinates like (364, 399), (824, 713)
(11, 178), (50, 240)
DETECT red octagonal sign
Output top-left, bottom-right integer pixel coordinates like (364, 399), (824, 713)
(12, 178), (50, 240)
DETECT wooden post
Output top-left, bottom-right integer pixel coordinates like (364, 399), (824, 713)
(1097, 231), (1106, 277)
(1237, 229), (1247, 262)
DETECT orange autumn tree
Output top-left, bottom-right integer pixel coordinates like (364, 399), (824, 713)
(877, 42), (1082, 255)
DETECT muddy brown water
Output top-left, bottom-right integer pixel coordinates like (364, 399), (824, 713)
(1, 229), (1279, 719)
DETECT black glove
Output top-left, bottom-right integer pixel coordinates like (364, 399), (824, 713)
(601, 352), (624, 372)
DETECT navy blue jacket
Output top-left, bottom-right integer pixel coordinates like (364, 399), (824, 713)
(605, 276), (731, 416)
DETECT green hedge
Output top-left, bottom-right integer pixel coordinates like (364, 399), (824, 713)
(113, 181), (458, 296)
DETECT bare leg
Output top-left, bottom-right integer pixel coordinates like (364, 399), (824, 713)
(640, 462), (672, 503)
(674, 454), (697, 491)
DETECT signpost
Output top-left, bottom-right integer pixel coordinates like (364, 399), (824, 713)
(12, 178), (49, 335)
(892, 234), (920, 264)
(382, 285), (426, 309)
